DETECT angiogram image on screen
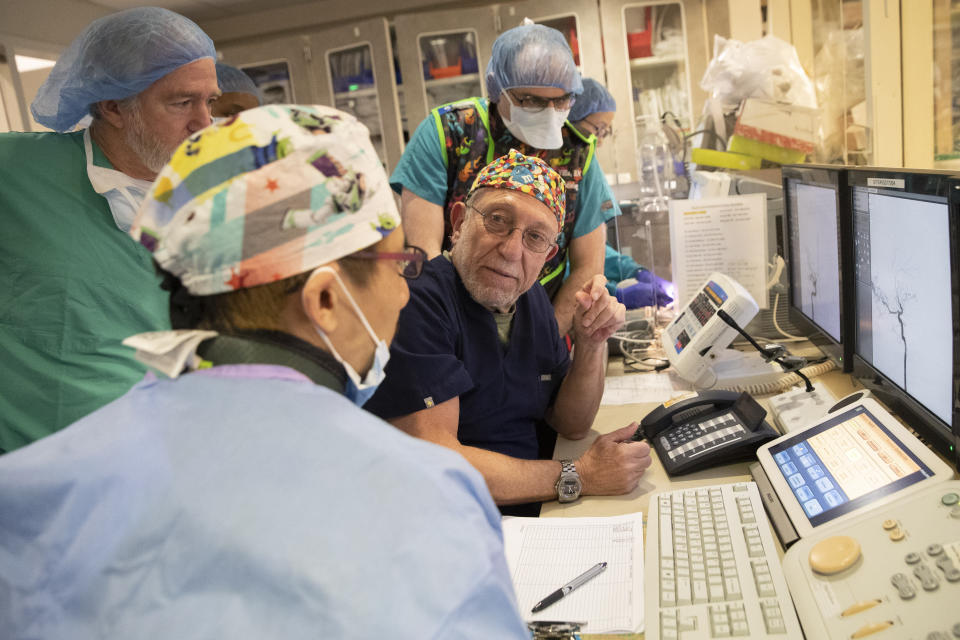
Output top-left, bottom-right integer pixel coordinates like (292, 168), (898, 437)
(854, 191), (953, 424)
(793, 183), (842, 341)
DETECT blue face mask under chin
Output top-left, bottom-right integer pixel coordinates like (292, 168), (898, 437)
(308, 266), (391, 407)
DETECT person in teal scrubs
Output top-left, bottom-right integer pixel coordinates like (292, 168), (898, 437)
(0, 8), (220, 452)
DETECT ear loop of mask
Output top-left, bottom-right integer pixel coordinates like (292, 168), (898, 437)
(302, 265), (380, 371)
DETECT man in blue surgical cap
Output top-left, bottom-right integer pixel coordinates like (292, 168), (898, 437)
(391, 21), (621, 337)
(0, 7), (220, 453)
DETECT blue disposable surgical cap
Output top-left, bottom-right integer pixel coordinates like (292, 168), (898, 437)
(486, 23), (583, 100)
(568, 78), (617, 121)
(215, 62), (261, 102)
(31, 7), (216, 132)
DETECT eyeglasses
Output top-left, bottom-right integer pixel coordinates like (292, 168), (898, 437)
(582, 118), (613, 140)
(506, 89), (576, 113)
(352, 245), (427, 279)
(467, 204), (557, 253)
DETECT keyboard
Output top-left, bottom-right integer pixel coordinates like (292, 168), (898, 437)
(644, 481), (804, 639)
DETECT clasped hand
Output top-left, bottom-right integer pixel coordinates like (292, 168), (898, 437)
(572, 274), (626, 347)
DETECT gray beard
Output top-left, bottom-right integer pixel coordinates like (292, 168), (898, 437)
(123, 104), (178, 174)
(450, 239), (521, 312)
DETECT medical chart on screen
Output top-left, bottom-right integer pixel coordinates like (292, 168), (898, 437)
(669, 194), (768, 310)
(502, 512), (645, 633)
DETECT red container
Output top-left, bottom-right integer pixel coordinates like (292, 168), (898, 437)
(628, 32), (652, 59)
(429, 61), (462, 79)
(627, 7), (653, 59)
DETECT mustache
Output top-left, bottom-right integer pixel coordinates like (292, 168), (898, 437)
(482, 262), (521, 279)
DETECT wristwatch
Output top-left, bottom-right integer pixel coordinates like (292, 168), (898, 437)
(556, 459), (582, 503)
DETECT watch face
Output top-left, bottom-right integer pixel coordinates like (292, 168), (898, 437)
(558, 477), (581, 502)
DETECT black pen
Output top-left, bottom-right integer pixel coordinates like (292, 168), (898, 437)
(531, 562), (608, 613)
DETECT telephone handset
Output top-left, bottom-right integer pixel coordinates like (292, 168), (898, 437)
(634, 390), (779, 476)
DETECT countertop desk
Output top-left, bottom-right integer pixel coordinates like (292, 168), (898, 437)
(537, 352), (864, 639)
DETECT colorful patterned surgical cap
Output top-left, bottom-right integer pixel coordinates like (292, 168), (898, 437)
(131, 105), (400, 295)
(467, 149), (566, 232)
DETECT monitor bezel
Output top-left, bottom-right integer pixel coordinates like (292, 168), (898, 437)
(781, 164), (854, 372)
(846, 167), (959, 467)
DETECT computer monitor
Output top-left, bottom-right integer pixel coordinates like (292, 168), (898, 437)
(847, 168), (960, 466)
(782, 164), (853, 371)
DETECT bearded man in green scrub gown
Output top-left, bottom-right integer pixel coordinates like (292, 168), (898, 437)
(0, 8), (221, 453)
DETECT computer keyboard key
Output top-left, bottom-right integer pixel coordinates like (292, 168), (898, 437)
(677, 576), (692, 605)
(709, 584), (725, 602)
(693, 580), (709, 603)
(724, 577), (742, 599)
(765, 616), (786, 634)
(731, 621), (750, 636)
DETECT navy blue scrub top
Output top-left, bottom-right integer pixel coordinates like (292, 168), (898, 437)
(365, 257), (570, 460)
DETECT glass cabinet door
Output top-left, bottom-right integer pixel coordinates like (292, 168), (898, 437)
(241, 60), (295, 105)
(327, 44), (387, 163)
(220, 34), (317, 105)
(394, 6), (498, 133)
(417, 30), (482, 110)
(808, 0), (871, 164)
(623, 3), (693, 134)
(933, 0), (960, 166)
(536, 15), (582, 67)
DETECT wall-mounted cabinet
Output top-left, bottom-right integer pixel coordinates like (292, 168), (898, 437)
(600, 0), (709, 183)
(394, 6), (498, 137)
(219, 19), (404, 172)
(785, 0), (903, 167)
(310, 18), (404, 171)
(218, 34), (316, 104)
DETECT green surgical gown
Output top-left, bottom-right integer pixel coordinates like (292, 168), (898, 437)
(0, 130), (170, 452)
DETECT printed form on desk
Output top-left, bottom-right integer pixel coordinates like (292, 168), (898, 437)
(601, 371), (689, 406)
(502, 512), (644, 634)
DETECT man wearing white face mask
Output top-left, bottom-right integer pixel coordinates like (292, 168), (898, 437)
(0, 7), (220, 453)
(391, 20), (620, 337)
(0, 105), (529, 639)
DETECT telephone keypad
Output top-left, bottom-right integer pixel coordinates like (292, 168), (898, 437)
(663, 411), (749, 462)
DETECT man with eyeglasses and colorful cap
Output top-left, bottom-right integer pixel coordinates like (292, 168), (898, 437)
(0, 7), (221, 453)
(390, 20), (620, 338)
(0, 105), (530, 639)
(366, 149), (654, 517)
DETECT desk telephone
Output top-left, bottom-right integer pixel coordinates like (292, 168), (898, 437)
(635, 390), (779, 475)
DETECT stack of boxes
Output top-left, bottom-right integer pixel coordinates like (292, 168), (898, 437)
(692, 98), (817, 170)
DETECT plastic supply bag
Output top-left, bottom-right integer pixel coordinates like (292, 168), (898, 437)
(694, 35), (816, 153)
